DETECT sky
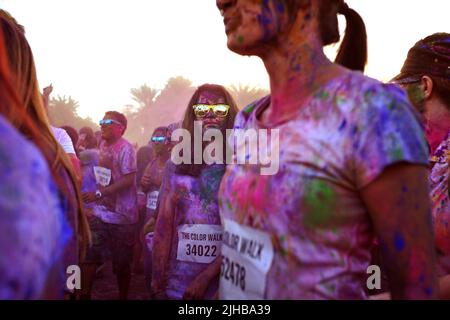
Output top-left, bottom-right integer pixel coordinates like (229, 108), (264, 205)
(1, 0), (449, 120)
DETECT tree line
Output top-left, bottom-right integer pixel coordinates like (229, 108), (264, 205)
(47, 76), (269, 147)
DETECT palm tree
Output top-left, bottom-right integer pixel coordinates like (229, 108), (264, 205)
(130, 84), (159, 109)
(228, 84), (269, 110)
(47, 95), (97, 130)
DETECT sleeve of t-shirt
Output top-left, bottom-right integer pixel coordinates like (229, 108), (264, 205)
(352, 83), (429, 189)
(0, 119), (70, 299)
(53, 127), (76, 154)
(119, 143), (137, 176)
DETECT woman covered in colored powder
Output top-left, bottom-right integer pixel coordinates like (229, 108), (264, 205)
(216, 0), (437, 299)
(0, 20), (70, 299)
(151, 84), (238, 300)
(392, 33), (450, 299)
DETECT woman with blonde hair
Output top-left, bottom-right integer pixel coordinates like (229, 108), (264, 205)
(0, 10), (90, 297)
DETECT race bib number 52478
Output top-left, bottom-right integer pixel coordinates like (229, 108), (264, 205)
(219, 219), (274, 300)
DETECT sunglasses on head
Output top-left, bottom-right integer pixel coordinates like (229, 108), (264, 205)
(151, 136), (166, 143)
(192, 104), (230, 118)
(99, 119), (123, 126)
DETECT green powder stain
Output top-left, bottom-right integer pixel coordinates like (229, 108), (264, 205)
(237, 35), (244, 44)
(226, 199), (233, 211)
(391, 147), (404, 160)
(336, 95), (346, 105)
(316, 91), (330, 100)
(243, 103), (257, 114)
(406, 83), (426, 113)
(303, 180), (336, 228)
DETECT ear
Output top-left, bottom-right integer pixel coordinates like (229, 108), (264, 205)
(420, 76), (434, 100)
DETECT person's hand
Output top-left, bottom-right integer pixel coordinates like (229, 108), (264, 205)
(141, 174), (151, 189)
(151, 290), (167, 300)
(150, 280), (167, 300)
(84, 208), (94, 219)
(369, 292), (391, 300)
(43, 84), (53, 97)
(183, 276), (210, 300)
(42, 84), (53, 109)
(137, 191), (147, 210)
(143, 217), (156, 235)
(82, 192), (96, 204)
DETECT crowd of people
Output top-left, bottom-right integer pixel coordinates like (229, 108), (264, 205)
(0, 0), (449, 300)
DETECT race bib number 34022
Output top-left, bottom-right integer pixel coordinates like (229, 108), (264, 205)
(219, 219), (274, 300)
(176, 224), (223, 264)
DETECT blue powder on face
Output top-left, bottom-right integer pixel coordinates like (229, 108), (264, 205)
(258, 0), (275, 41)
(394, 232), (405, 252)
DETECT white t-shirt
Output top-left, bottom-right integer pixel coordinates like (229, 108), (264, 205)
(51, 126), (76, 154)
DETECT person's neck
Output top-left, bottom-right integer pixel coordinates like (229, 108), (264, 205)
(157, 152), (169, 166)
(426, 103), (450, 153)
(259, 25), (340, 123)
(105, 135), (121, 146)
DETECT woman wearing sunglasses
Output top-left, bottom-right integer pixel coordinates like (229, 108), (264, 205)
(151, 84), (238, 300)
(216, 0), (437, 299)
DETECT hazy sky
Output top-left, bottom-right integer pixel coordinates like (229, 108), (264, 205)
(1, 0), (449, 120)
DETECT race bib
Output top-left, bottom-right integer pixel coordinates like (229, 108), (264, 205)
(176, 224), (223, 264)
(146, 191), (159, 210)
(93, 166), (112, 187)
(219, 219), (274, 300)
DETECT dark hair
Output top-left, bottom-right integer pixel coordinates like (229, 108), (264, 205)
(60, 125), (78, 148)
(79, 126), (98, 150)
(105, 111), (127, 134)
(393, 33), (450, 109)
(152, 126), (170, 138)
(332, 2), (367, 72)
(175, 84), (238, 177)
(282, 0), (367, 71)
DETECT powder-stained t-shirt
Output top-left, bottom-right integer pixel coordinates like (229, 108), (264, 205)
(0, 116), (70, 299)
(98, 138), (138, 225)
(51, 126), (76, 154)
(218, 71), (429, 300)
(161, 162), (225, 300)
(430, 132), (450, 272)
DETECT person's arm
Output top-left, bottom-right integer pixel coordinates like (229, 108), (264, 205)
(141, 162), (153, 193)
(101, 172), (135, 196)
(439, 275), (450, 299)
(82, 172), (135, 203)
(183, 256), (222, 300)
(361, 163), (438, 299)
(151, 169), (175, 299)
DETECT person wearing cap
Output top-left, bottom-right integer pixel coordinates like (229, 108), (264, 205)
(81, 111), (138, 300)
(392, 32), (450, 299)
